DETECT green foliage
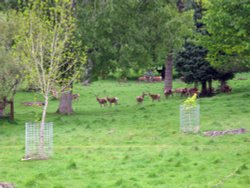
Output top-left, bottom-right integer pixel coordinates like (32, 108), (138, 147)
(0, 0), (18, 11)
(183, 93), (197, 109)
(197, 0), (250, 70)
(175, 42), (217, 83)
(14, 0), (86, 123)
(15, 0), (86, 94)
(77, 0), (194, 80)
(0, 11), (22, 100)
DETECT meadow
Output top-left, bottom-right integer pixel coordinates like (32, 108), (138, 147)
(0, 73), (250, 188)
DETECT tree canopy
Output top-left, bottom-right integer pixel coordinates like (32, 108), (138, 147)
(76, 0), (193, 80)
(198, 0), (250, 71)
(0, 12), (22, 101)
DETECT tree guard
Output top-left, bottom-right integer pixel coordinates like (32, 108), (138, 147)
(180, 104), (200, 133)
(25, 122), (53, 160)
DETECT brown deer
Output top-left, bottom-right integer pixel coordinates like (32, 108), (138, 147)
(106, 96), (119, 106)
(164, 89), (173, 98)
(148, 93), (160, 102)
(137, 76), (146, 82)
(152, 76), (162, 82)
(187, 88), (199, 96)
(136, 92), (147, 104)
(174, 88), (188, 96)
(95, 95), (107, 107)
(22, 102), (45, 106)
(72, 93), (80, 101)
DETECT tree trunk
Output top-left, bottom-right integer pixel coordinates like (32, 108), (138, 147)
(164, 53), (173, 91)
(0, 97), (7, 118)
(177, 0), (185, 12)
(9, 99), (14, 120)
(39, 95), (49, 159)
(0, 105), (3, 118)
(208, 79), (213, 94)
(57, 92), (73, 114)
(201, 81), (208, 96)
(194, 81), (198, 89)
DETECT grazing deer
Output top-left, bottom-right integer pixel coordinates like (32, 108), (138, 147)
(187, 88), (199, 96)
(106, 96), (119, 106)
(95, 95), (107, 107)
(152, 76), (162, 82)
(137, 76), (146, 82)
(164, 89), (173, 98)
(148, 93), (161, 102)
(174, 88), (188, 96)
(221, 85), (232, 93)
(22, 102), (45, 106)
(136, 92), (147, 104)
(72, 93), (80, 101)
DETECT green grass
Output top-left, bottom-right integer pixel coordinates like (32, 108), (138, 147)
(0, 73), (250, 188)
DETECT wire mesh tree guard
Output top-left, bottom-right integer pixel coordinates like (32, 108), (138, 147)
(24, 122), (53, 160)
(180, 104), (200, 133)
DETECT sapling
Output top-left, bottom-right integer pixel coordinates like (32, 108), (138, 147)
(15, 0), (86, 159)
(182, 93), (199, 132)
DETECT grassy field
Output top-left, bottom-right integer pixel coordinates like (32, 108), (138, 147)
(0, 73), (250, 188)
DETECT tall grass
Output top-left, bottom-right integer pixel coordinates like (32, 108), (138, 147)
(0, 73), (250, 187)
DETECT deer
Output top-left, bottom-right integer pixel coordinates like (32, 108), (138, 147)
(174, 88), (188, 97)
(148, 92), (161, 102)
(72, 93), (80, 101)
(22, 102), (45, 106)
(137, 76), (146, 82)
(152, 76), (162, 82)
(164, 88), (173, 98)
(106, 96), (119, 106)
(136, 92), (147, 104)
(187, 88), (199, 96)
(95, 95), (107, 107)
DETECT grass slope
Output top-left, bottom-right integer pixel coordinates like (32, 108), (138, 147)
(0, 73), (250, 188)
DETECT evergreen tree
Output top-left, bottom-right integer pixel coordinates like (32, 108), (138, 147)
(175, 42), (217, 96)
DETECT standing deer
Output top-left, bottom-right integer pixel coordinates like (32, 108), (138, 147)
(148, 93), (161, 102)
(136, 92), (147, 104)
(106, 96), (119, 106)
(95, 95), (107, 107)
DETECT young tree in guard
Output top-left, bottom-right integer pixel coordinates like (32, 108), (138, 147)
(180, 93), (200, 133)
(15, 0), (86, 159)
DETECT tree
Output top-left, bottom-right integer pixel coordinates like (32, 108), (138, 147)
(77, 0), (152, 80)
(175, 1), (236, 96)
(76, 0), (193, 83)
(15, 0), (86, 159)
(0, 11), (22, 119)
(198, 0), (250, 70)
(0, 0), (18, 11)
(163, 0), (193, 92)
(175, 42), (217, 96)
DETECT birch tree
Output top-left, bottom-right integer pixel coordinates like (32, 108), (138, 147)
(15, 0), (86, 159)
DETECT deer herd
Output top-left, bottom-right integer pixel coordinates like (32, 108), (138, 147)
(22, 85), (201, 108)
(95, 87), (200, 107)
